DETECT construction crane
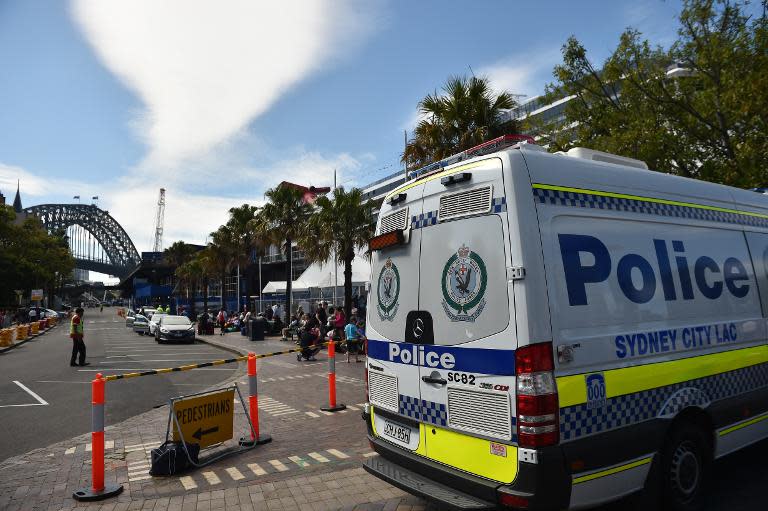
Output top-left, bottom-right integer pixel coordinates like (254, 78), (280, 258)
(152, 188), (166, 252)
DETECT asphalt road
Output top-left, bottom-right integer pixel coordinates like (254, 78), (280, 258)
(0, 311), (239, 462)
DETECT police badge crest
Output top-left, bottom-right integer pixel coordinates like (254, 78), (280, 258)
(441, 244), (487, 322)
(377, 258), (400, 321)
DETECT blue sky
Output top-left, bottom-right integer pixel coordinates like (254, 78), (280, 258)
(0, 0), (689, 253)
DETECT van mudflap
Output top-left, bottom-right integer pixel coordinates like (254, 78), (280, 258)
(363, 456), (495, 510)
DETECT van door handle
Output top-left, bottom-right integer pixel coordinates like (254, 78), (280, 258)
(421, 376), (447, 385)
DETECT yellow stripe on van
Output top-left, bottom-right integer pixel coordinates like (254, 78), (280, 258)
(572, 456), (653, 485)
(531, 183), (768, 220)
(718, 412), (768, 436)
(385, 159), (499, 199)
(557, 345), (768, 407)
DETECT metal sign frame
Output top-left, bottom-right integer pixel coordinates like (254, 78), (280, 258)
(162, 384), (257, 469)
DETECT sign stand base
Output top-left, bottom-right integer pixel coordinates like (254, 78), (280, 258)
(72, 484), (123, 502)
(321, 404), (347, 412)
(239, 433), (272, 447)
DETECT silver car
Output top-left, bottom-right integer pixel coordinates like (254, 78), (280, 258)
(125, 310), (136, 328)
(155, 315), (195, 344)
(132, 314), (150, 335)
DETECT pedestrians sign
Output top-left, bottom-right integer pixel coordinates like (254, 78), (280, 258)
(172, 388), (234, 448)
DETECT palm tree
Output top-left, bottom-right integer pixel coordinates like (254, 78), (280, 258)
(252, 185), (313, 320)
(206, 231), (234, 309)
(402, 75), (519, 168)
(303, 187), (375, 321)
(164, 241), (195, 268)
(224, 204), (261, 311)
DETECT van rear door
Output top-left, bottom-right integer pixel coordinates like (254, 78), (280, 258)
(367, 182), (425, 452)
(414, 160), (518, 470)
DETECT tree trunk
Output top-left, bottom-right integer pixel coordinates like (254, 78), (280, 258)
(220, 273), (225, 309)
(285, 237), (292, 322)
(203, 279), (209, 312)
(344, 249), (353, 321)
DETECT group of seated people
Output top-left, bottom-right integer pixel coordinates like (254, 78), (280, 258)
(292, 311), (366, 363)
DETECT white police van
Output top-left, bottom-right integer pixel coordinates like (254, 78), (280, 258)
(362, 136), (768, 510)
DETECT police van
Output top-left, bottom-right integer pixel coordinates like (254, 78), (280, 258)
(362, 136), (768, 510)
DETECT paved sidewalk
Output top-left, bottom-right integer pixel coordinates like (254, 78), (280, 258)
(0, 329), (437, 511)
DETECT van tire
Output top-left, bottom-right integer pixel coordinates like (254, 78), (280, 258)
(657, 422), (711, 511)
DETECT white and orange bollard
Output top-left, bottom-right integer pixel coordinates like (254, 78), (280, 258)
(239, 353), (272, 446)
(321, 341), (346, 412)
(73, 373), (123, 501)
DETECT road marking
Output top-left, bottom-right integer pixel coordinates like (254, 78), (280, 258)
(347, 405), (358, 411)
(202, 471), (221, 485)
(78, 368), (233, 372)
(0, 381), (49, 408)
(272, 410), (299, 416)
(327, 449), (349, 459)
(247, 463), (266, 476)
(288, 456), (310, 468)
(128, 461), (150, 469)
(64, 447), (76, 455)
(305, 411), (320, 418)
(225, 467), (245, 480)
(308, 452), (330, 463)
(97, 359), (231, 363)
(363, 452), (378, 457)
(128, 474), (152, 482)
(319, 410), (333, 416)
(36, 380), (91, 384)
(268, 459), (288, 472)
(179, 476), (197, 490)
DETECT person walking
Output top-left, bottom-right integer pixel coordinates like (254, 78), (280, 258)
(69, 307), (89, 367)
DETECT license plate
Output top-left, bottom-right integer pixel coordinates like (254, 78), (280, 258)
(382, 418), (411, 444)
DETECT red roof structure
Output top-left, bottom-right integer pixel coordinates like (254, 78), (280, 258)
(278, 181), (331, 204)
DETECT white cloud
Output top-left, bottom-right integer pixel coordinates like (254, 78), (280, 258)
(71, 0), (377, 169)
(477, 49), (561, 100)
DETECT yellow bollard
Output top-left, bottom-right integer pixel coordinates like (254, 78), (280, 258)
(17, 325), (27, 340)
(0, 329), (11, 347)
(30, 322), (39, 335)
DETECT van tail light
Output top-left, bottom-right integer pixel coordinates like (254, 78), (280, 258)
(515, 342), (559, 447)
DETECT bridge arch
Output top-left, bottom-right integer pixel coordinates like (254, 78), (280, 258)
(24, 204), (141, 278)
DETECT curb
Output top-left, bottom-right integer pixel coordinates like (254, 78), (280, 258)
(0, 323), (62, 354)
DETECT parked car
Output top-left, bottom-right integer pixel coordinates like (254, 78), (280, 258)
(148, 313), (167, 336)
(155, 315), (195, 344)
(141, 307), (157, 319)
(125, 310), (136, 328)
(43, 308), (60, 319)
(133, 314), (149, 335)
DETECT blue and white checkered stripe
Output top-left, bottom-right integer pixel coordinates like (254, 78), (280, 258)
(398, 394), (447, 427)
(491, 196), (507, 213)
(533, 187), (768, 229)
(411, 211), (438, 230)
(560, 362), (768, 442)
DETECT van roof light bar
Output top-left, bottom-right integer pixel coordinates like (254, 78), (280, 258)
(406, 134), (536, 182)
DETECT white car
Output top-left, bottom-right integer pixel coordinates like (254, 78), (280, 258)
(148, 313), (167, 336)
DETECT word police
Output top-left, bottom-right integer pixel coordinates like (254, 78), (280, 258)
(559, 234), (751, 306)
(389, 343), (456, 368)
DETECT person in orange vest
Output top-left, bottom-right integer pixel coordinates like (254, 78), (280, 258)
(70, 307), (89, 367)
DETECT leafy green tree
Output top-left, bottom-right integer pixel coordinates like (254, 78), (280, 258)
(252, 185), (313, 320)
(402, 75), (520, 168)
(207, 228), (235, 309)
(0, 206), (75, 306)
(537, 0), (768, 188)
(224, 204), (262, 310)
(302, 187), (375, 320)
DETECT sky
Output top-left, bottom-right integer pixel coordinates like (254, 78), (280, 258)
(0, 0), (692, 277)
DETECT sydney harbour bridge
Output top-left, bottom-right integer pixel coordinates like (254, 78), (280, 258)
(24, 203), (141, 279)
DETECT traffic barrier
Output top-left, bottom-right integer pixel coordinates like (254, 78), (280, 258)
(16, 325), (27, 340)
(72, 373), (123, 501)
(321, 340), (346, 412)
(30, 322), (39, 335)
(0, 328), (12, 347)
(72, 340), (349, 500)
(38, 319), (47, 330)
(239, 353), (272, 447)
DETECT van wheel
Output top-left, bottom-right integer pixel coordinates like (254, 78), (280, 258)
(658, 423), (711, 511)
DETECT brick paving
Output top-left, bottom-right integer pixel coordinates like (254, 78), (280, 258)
(0, 331), (438, 510)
